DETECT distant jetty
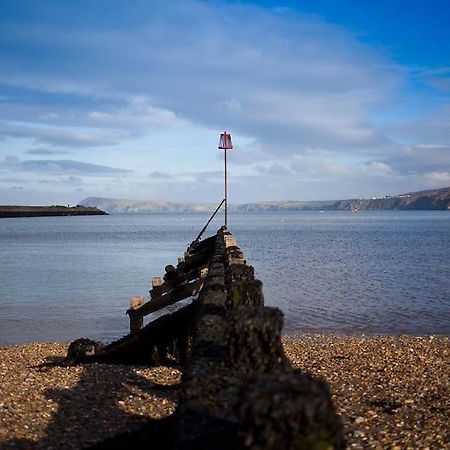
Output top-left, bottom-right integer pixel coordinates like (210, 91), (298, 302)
(0, 205), (108, 218)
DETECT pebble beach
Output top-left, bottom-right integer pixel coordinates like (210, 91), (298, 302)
(0, 335), (448, 449)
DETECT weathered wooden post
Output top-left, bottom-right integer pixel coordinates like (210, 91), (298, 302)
(128, 296), (144, 334)
(150, 276), (163, 298)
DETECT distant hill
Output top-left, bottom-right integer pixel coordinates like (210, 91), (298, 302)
(78, 197), (216, 213)
(236, 187), (450, 212)
(79, 187), (450, 213)
(333, 187), (450, 212)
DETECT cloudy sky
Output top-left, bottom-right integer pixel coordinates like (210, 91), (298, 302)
(1, 0), (449, 205)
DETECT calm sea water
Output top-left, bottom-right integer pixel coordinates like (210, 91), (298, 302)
(0, 211), (449, 345)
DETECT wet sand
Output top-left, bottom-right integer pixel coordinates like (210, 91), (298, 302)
(0, 335), (448, 449)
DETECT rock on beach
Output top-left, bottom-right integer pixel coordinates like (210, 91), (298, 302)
(0, 335), (448, 449)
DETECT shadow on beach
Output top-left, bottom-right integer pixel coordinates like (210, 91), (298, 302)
(5, 361), (180, 449)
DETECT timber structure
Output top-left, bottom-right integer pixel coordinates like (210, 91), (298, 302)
(66, 227), (344, 449)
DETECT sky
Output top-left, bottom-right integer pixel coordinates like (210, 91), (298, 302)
(0, 0), (449, 205)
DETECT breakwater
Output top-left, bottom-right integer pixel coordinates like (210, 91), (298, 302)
(64, 227), (343, 449)
(0, 205), (107, 218)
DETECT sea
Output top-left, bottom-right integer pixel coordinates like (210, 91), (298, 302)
(0, 211), (449, 346)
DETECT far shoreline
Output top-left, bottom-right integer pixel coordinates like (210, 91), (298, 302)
(0, 205), (108, 218)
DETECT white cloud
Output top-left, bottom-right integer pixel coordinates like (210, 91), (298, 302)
(38, 112), (59, 120)
(149, 171), (175, 180)
(218, 98), (242, 114)
(0, 156), (130, 176)
(88, 111), (110, 121)
(0, 121), (127, 148)
(384, 105), (450, 146)
(86, 97), (187, 129)
(255, 164), (292, 176)
(367, 161), (393, 174)
(388, 144), (450, 174)
(425, 171), (450, 185)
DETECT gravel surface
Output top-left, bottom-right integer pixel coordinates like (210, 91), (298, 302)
(283, 334), (449, 450)
(0, 335), (448, 449)
(0, 343), (181, 449)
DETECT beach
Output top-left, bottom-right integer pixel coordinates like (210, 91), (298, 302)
(0, 334), (448, 449)
(284, 335), (449, 449)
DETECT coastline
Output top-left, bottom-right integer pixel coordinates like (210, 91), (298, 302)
(0, 334), (448, 449)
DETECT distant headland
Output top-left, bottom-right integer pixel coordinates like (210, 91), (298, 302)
(79, 186), (450, 214)
(0, 205), (108, 218)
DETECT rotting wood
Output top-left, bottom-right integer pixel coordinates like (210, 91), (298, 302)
(172, 228), (344, 449)
(68, 227), (344, 449)
(177, 245), (215, 272)
(128, 278), (203, 325)
(150, 265), (209, 298)
(129, 296), (144, 334)
(150, 277), (163, 297)
(65, 301), (199, 366)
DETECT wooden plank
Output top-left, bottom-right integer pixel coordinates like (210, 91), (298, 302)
(150, 265), (209, 298)
(131, 278), (204, 319)
(179, 246), (215, 272)
(187, 234), (217, 255)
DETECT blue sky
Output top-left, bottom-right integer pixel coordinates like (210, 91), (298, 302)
(0, 0), (449, 204)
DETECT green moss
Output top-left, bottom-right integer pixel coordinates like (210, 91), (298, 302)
(231, 288), (241, 306)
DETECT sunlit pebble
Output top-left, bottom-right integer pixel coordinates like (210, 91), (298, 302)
(282, 334), (449, 448)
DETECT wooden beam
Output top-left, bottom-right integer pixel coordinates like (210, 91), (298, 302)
(129, 278), (203, 321)
(178, 245), (215, 272)
(150, 265), (209, 298)
(187, 234), (217, 255)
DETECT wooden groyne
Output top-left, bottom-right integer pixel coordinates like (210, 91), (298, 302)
(66, 227), (344, 449)
(0, 205), (108, 218)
